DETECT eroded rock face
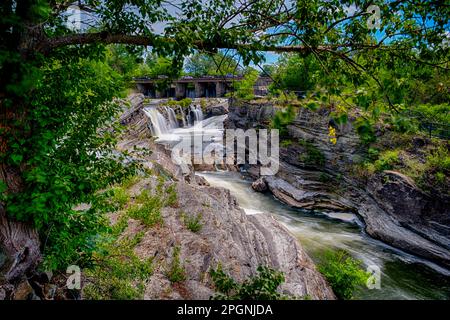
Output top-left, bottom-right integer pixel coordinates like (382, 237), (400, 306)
(228, 102), (450, 272)
(227, 99), (276, 129)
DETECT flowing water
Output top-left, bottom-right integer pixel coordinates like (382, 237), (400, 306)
(143, 106), (450, 300)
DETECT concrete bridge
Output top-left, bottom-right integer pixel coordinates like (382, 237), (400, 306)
(133, 75), (272, 99)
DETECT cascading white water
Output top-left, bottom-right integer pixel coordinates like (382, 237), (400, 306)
(190, 105), (204, 124)
(178, 105), (187, 127)
(165, 106), (179, 129)
(143, 107), (171, 136)
(144, 102), (224, 146)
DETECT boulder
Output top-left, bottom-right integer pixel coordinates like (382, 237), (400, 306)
(206, 101), (229, 116)
(252, 177), (267, 192)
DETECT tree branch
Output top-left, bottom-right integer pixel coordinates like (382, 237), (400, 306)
(40, 32), (158, 54)
(40, 31), (378, 56)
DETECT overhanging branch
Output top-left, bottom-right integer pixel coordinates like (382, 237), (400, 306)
(40, 31), (380, 55)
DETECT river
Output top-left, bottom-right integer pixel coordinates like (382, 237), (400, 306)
(198, 171), (450, 300)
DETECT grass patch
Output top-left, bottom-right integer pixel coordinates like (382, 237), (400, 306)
(374, 150), (400, 171)
(280, 139), (293, 148)
(181, 212), (203, 233)
(121, 175), (140, 189)
(270, 105), (296, 137)
(165, 246), (186, 283)
(424, 146), (450, 174)
(419, 146), (450, 194)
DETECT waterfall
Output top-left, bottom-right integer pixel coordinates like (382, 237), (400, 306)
(196, 106), (204, 121)
(178, 105), (187, 127)
(190, 105), (204, 124)
(165, 106), (179, 129)
(144, 102), (224, 146)
(143, 107), (170, 136)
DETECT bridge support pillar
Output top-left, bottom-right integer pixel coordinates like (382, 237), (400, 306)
(216, 82), (226, 97)
(136, 83), (145, 94)
(195, 82), (205, 98)
(176, 83), (186, 99)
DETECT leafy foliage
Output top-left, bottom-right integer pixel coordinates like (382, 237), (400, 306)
(271, 54), (322, 93)
(110, 187), (130, 210)
(318, 250), (370, 300)
(374, 150), (400, 172)
(1, 53), (140, 270)
(83, 232), (153, 300)
(421, 146), (450, 194)
(354, 118), (376, 144)
(210, 265), (287, 300)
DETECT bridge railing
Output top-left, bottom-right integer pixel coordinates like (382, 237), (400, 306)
(402, 109), (449, 140)
(418, 122), (450, 139)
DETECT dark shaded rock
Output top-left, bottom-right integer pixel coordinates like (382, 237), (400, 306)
(206, 100), (229, 116)
(252, 177), (267, 192)
(117, 122), (335, 300)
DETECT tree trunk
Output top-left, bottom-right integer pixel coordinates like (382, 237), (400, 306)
(0, 108), (41, 299)
(0, 204), (41, 283)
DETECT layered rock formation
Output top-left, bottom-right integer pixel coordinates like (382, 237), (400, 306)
(227, 99), (450, 271)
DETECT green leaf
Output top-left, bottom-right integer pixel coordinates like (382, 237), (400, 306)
(11, 154), (23, 165)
